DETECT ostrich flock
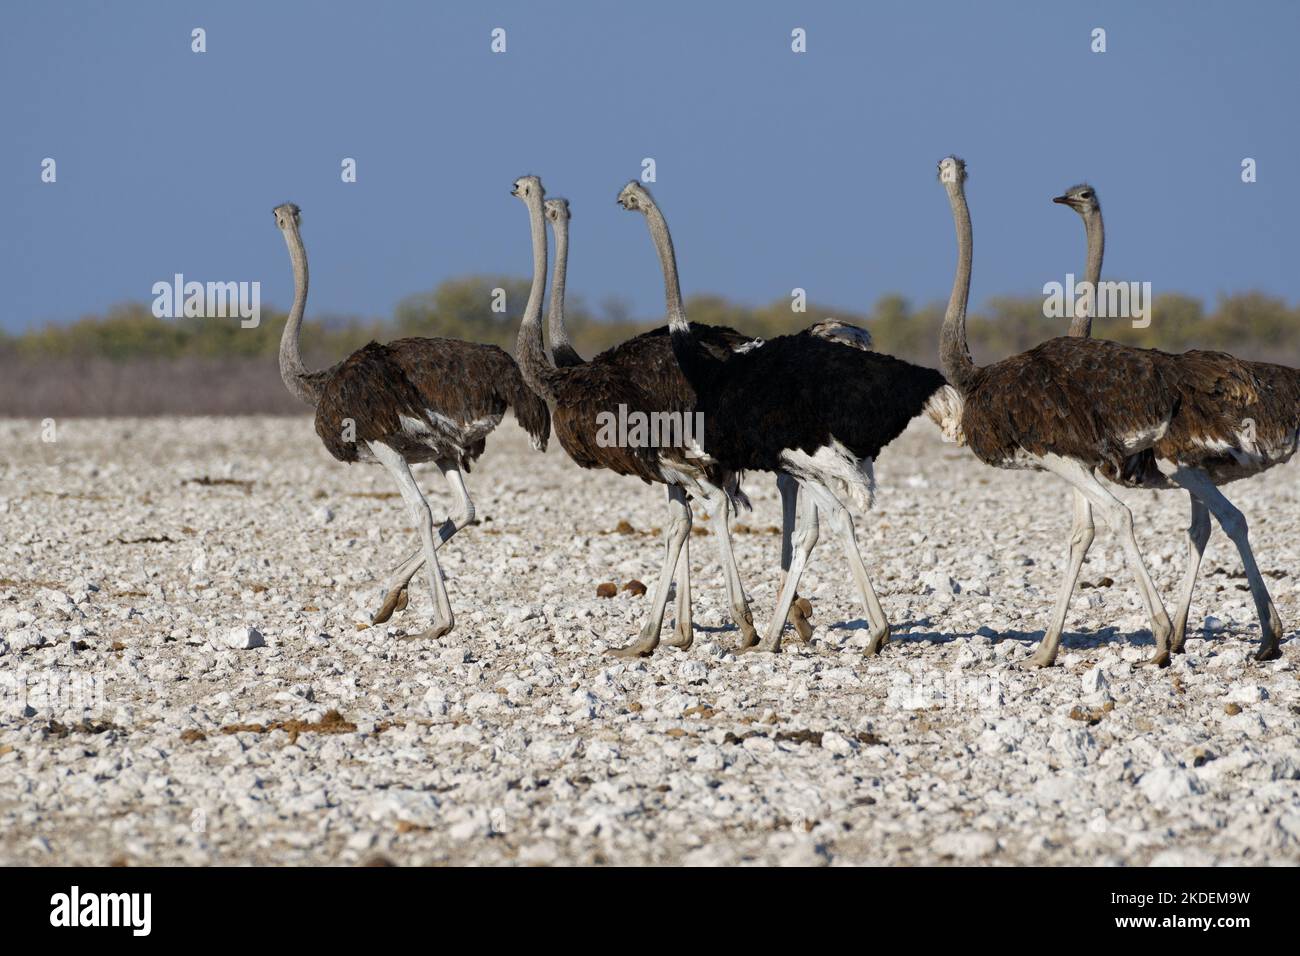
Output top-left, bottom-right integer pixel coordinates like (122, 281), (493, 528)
(270, 158), (1299, 671)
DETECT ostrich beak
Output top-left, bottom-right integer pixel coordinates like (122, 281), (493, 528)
(1052, 195), (1075, 206)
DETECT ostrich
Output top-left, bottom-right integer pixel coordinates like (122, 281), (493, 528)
(511, 176), (763, 657)
(544, 197), (890, 643)
(542, 196), (865, 642)
(931, 156), (1290, 667)
(617, 181), (947, 654)
(1053, 183), (1294, 660)
(272, 202), (550, 639)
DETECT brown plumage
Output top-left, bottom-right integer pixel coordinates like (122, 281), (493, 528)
(958, 336), (1179, 483)
(934, 157), (1185, 667)
(937, 157), (1293, 666)
(1051, 183), (1295, 664)
(314, 338), (549, 467)
(272, 200), (549, 640)
(1156, 351), (1300, 481)
(539, 323), (752, 487)
(514, 177), (763, 658)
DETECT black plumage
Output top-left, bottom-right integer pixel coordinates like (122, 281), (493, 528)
(679, 332), (946, 473)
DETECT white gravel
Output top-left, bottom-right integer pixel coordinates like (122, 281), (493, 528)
(1, 415), (1298, 865)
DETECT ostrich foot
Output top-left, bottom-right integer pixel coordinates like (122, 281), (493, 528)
(372, 587), (409, 625)
(401, 620), (452, 641)
(787, 597), (814, 643)
(1019, 649), (1058, 670)
(730, 606), (759, 649)
(608, 632), (660, 658)
(1254, 639), (1282, 663)
(663, 620), (694, 650)
(1169, 623), (1189, 655)
(738, 633), (781, 654)
(1139, 649), (1171, 669)
(863, 623), (891, 657)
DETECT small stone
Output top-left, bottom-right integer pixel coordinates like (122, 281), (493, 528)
(595, 583), (617, 599)
(1081, 665), (1109, 697)
(932, 831), (997, 860)
(1139, 767), (1203, 804)
(820, 731), (856, 756)
(219, 626), (265, 651)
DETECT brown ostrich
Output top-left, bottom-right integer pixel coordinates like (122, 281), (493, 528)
(273, 202), (549, 639)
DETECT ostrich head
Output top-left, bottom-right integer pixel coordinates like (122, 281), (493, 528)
(937, 155), (966, 185)
(616, 180), (653, 212)
(545, 198), (570, 223)
(272, 202), (301, 230)
(511, 175), (544, 203)
(1053, 183), (1100, 218)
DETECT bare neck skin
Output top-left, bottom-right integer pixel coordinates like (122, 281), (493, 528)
(546, 209), (584, 367)
(939, 175), (979, 395)
(635, 191), (719, 390)
(1069, 208), (1105, 338)
(277, 216), (322, 407)
(641, 198), (689, 334)
(514, 190), (559, 403)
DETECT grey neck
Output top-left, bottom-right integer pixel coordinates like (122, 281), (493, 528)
(1068, 209), (1105, 338)
(546, 215), (584, 366)
(939, 179), (979, 394)
(642, 200), (688, 334)
(514, 195), (559, 402)
(278, 223), (322, 407)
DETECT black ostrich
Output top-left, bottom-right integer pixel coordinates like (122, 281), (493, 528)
(272, 202), (549, 640)
(616, 181), (947, 654)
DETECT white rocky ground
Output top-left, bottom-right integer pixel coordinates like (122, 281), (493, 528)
(0, 416), (1298, 866)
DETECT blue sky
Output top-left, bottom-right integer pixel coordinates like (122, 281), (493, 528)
(2, 1), (1297, 332)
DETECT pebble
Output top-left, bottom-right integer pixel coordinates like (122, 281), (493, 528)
(1, 417), (1295, 867)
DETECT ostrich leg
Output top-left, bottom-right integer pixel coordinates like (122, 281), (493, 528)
(698, 479), (760, 651)
(371, 459), (475, 623)
(1167, 468), (1283, 662)
(373, 547), (419, 623)
(370, 443), (453, 639)
(663, 538), (694, 649)
(777, 473), (816, 641)
(1168, 494), (1212, 654)
(608, 485), (693, 658)
(799, 480), (891, 655)
(746, 478), (819, 654)
(1023, 489), (1096, 668)
(1037, 456), (1174, 666)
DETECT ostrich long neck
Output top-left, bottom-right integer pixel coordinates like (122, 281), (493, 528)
(642, 200), (715, 389)
(278, 223), (322, 407)
(939, 179), (979, 394)
(514, 196), (559, 403)
(547, 215), (584, 366)
(1069, 209), (1105, 338)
